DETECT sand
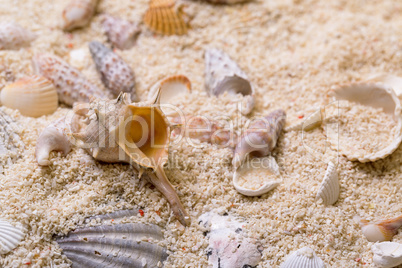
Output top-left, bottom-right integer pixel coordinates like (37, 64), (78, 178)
(1, 0), (402, 267)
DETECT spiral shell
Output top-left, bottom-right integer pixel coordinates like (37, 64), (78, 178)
(372, 242), (402, 268)
(0, 76), (58, 117)
(101, 14), (141, 50)
(0, 218), (26, 255)
(0, 22), (36, 50)
(280, 247), (325, 268)
(316, 161), (339, 206)
(62, 0), (98, 31)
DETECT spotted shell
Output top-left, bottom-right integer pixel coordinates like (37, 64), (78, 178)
(0, 218), (26, 255)
(101, 14), (141, 50)
(62, 0), (98, 31)
(0, 22), (36, 50)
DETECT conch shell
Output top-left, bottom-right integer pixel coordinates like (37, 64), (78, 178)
(61, 0), (98, 31)
(0, 22), (36, 50)
(357, 215), (402, 242)
(101, 14), (141, 50)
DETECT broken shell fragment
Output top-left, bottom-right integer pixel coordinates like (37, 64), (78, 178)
(372, 242), (402, 268)
(316, 161), (339, 206)
(101, 14), (141, 50)
(61, 0), (98, 31)
(280, 247), (325, 268)
(204, 48), (255, 115)
(0, 218), (26, 255)
(0, 22), (36, 50)
(358, 215), (402, 242)
(285, 107), (324, 132)
(0, 76), (58, 118)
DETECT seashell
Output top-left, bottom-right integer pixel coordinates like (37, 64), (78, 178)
(0, 218), (26, 255)
(68, 48), (91, 70)
(32, 53), (110, 106)
(0, 76), (58, 118)
(316, 161), (339, 205)
(232, 109), (286, 169)
(280, 247), (325, 268)
(372, 242), (402, 268)
(61, 0), (98, 31)
(328, 82), (402, 162)
(68, 93), (190, 226)
(0, 22), (36, 50)
(56, 222), (168, 267)
(200, 0), (251, 4)
(367, 73), (402, 98)
(285, 107), (324, 132)
(101, 14), (141, 50)
(88, 41), (137, 101)
(0, 110), (24, 171)
(143, 0), (189, 36)
(204, 48), (255, 115)
(357, 215), (402, 242)
(233, 155), (281, 196)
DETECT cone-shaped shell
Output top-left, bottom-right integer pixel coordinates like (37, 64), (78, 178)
(0, 219), (26, 254)
(316, 161), (339, 205)
(101, 14), (141, 50)
(0, 76), (58, 117)
(281, 247), (325, 268)
(0, 22), (36, 50)
(372, 242), (402, 268)
(62, 0), (98, 31)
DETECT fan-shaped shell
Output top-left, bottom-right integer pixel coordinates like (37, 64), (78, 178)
(0, 76), (58, 117)
(316, 161), (339, 205)
(285, 107), (324, 132)
(372, 242), (402, 268)
(233, 156), (281, 196)
(0, 219), (26, 254)
(0, 22), (36, 50)
(280, 247), (325, 268)
(143, 0), (188, 35)
(101, 14), (141, 50)
(62, 0), (98, 31)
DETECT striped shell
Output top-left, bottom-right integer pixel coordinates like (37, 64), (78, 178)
(62, 0), (98, 31)
(144, 0), (188, 35)
(32, 53), (109, 106)
(101, 14), (141, 50)
(280, 247), (325, 268)
(0, 76), (58, 118)
(0, 219), (26, 255)
(372, 242), (402, 268)
(316, 161), (339, 206)
(0, 22), (36, 50)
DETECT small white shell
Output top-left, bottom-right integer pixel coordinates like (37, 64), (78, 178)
(285, 108), (324, 132)
(68, 48), (91, 70)
(62, 0), (98, 31)
(316, 161), (339, 205)
(0, 22), (36, 50)
(281, 247), (325, 268)
(233, 156), (281, 196)
(367, 74), (402, 98)
(0, 219), (25, 254)
(372, 242), (402, 268)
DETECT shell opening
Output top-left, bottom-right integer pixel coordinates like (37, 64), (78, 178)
(214, 75), (253, 97)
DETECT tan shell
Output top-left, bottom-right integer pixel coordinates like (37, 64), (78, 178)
(0, 76), (58, 118)
(285, 107), (324, 132)
(358, 215), (402, 242)
(316, 161), (339, 205)
(62, 0), (98, 31)
(0, 22), (36, 50)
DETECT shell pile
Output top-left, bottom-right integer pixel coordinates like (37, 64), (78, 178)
(61, 0), (99, 31)
(0, 22), (36, 50)
(101, 15), (141, 50)
(0, 218), (26, 255)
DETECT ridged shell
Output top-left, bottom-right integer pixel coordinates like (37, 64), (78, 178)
(233, 156), (281, 196)
(280, 247), (325, 268)
(0, 219), (26, 255)
(285, 108), (324, 132)
(0, 22), (36, 50)
(62, 0), (98, 31)
(143, 0), (188, 35)
(328, 82), (402, 162)
(69, 48), (91, 70)
(101, 14), (141, 50)
(316, 161), (339, 205)
(372, 242), (402, 268)
(0, 76), (58, 118)
(88, 41), (137, 101)
(32, 53), (110, 106)
(0, 110), (24, 172)
(205, 48), (255, 115)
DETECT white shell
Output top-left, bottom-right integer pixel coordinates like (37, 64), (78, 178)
(0, 219), (25, 254)
(285, 108), (324, 132)
(61, 0), (98, 31)
(367, 74), (402, 98)
(68, 48), (90, 70)
(316, 161), (339, 205)
(372, 242), (402, 268)
(0, 76), (58, 118)
(281, 247), (325, 268)
(0, 22), (36, 50)
(233, 156), (281, 196)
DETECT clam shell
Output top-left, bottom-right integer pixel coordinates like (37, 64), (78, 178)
(204, 48), (255, 115)
(316, 161), (339, 206)
(285, 107), (324, 132)
(143, 0), (188, 35)
(101, 14), (141, 50)
(0, 76), (58, 118)
(280, 247), (325, 268)
(62, 0), (98, 31)
(233, 156), (281, 196)
(372, 242), (402, 268)
(0, 22), (36, 50)
(0, 219), (26, 255)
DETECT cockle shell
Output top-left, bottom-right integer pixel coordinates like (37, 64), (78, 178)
(316, 161), (339, 206)
(0, 76), (58, 118)
(0, 22), (36, 50)
(143, 0), (189, 35)
(233, 155), (281, 196)
(32, 53), (110, 106)
(61, 0), (98, 31)
(285, 107), (324, 132)
(328, 82), (402, 162)
(357, 215), (402, 242)
(101, 14), (141, 50)
(372, 242), (402, 268)
(205, 48), (255, 115)
(280, 247), (325, 268)
(232, 109), (286, 169)
(89, 41), (137, 101)
(0, 218), (26, 255)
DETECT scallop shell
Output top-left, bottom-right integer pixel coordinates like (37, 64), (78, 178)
(285, 107), (324, 132)
(0, 110), (24, 172)
(32, 53), (110, 106)
(62, 0), (98, 31)
(233, 155), (281, 196)
(316, 161), (339, 205)
(372, 242), (402, 268)
(0, 22), (36, 50)
(328, 82), (402, 162)
(0, 219), (26, 255)
(358, 215), (402, 242)
(143, 0), (188, 35)
(101, 14), (141, 50)
(0, 76), (58, 118)
(205, 48), (255, 115)
(281, 247), (325, 268)
(88, 41), (137, 101)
